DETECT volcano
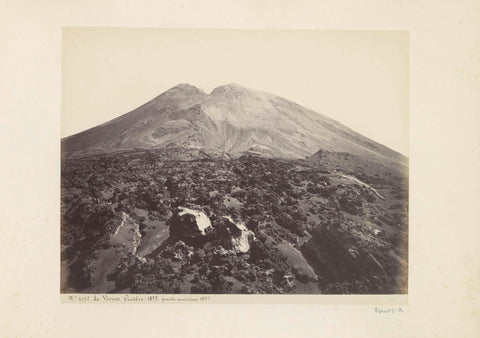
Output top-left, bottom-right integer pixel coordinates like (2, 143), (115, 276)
(61, 83), (408, 295)
(62, 83), (406, 165)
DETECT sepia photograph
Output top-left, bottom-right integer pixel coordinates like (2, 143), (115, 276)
(60, 28), (409, 295)
(3, 0), (480, 336)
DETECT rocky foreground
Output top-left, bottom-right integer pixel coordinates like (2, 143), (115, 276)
(61, 148), (408, 294)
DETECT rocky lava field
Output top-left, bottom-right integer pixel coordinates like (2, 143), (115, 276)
(61, 148), (408, 294)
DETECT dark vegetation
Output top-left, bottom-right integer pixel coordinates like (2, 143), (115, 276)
(61, 148), (408, 294)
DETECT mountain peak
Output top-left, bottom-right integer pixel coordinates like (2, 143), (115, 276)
(165, 83), (206, 95)
(209, 83), (266, 99)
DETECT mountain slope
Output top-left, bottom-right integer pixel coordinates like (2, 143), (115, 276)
(62, 83), (406, 165)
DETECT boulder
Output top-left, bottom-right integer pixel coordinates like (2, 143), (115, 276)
(168, 207), (214, 246)
(218, 216), (255, 253)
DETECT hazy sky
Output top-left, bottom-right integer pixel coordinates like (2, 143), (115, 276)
(62, 28), (408, 155)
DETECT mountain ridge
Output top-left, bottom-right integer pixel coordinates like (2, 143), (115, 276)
(62, 83), (407, 166)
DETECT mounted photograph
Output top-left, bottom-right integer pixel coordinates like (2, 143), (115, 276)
(60, 28), (409, 296)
